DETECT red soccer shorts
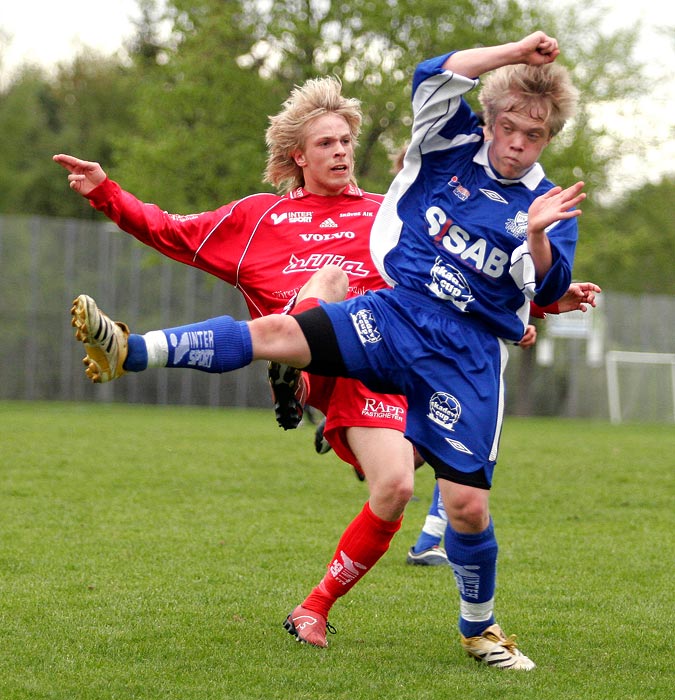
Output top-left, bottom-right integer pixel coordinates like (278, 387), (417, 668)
(303, 373), (407, 477)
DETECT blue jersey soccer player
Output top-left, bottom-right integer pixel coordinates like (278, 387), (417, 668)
(405, 282), (599, 566)
(71, 31), (585, 669)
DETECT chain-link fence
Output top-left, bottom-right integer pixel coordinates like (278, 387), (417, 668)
(1, 214), (673, 422)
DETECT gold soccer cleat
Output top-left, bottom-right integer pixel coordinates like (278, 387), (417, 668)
(70, 294), (129, 383)
(461, 623), (536, 670)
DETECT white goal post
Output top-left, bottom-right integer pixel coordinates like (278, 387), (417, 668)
(605, 350), (675, 424)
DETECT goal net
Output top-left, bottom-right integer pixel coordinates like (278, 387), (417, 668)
(605, 351), (675, 424)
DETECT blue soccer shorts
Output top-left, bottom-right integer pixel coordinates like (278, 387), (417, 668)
(296, 287), (509, 488)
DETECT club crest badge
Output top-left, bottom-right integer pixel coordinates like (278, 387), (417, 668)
(426, 257), (475, 311)
(427, 392), (461, 431)
(505, 210), (528, 239)
(351, 309), (381, 345)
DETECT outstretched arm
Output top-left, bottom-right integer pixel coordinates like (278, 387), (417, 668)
(442, 30), (560, 78)
(53, 154), (107, 196)
(556, 281), (601, 313)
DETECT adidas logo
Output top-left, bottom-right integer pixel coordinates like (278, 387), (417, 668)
(319, 218), (338, 228)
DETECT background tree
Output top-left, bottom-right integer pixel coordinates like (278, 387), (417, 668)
(109, 0), (642, 203)
(0, 67), (59, 215)
(110, 0), (283, 209)
(574, 177), (675, 294)
(0, 55), (139, 218)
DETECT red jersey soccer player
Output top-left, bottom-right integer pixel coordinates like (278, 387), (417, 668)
(55, 77), (414, 649)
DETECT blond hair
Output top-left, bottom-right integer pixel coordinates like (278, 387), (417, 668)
(263, 77), (362, 193)
(478, 63), (578, 138)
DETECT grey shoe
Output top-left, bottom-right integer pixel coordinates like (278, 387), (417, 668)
(406, 545), (450, 566)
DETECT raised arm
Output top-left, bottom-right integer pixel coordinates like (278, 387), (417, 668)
(53, 154), (107, 196)
(442, 31), (560, 78)
(527, 182), (586, 281)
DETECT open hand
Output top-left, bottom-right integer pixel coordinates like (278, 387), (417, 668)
(558, 282), (602, 313)
(528, 181), (586, 236)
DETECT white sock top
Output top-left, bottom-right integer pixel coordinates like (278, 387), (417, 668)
(143, 330), (169, 368)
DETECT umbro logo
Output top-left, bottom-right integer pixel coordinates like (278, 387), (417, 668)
(445, 437), (473, 455)
(479, 188), (508, 204)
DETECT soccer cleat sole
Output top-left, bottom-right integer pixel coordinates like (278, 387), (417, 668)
(268, 362), (304, 430)
(464, 648), (536, 670)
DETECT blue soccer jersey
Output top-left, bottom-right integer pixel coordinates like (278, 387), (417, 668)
(370, 53), (578, 342)
(316, 52), (581, 480)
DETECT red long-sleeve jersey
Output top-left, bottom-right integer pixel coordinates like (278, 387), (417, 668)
(87, 179), (386, 318)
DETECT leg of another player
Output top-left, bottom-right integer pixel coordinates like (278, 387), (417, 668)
(72, 292), (312, 379)
(350, 427), (415, 520)
(289, 428), (414, 644)
(296, 264), (348, 306)
(134, 312), (310, 372)
(248, 314), (311, 365)
(406, 481), (451, 566)
(267, 266), (348, 430)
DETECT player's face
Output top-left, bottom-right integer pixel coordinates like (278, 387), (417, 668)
(293, 113), (355, 196)
(487, 111), (552, 180)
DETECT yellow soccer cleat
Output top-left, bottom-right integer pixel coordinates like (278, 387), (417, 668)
(70, 294), (129, 383)
(461, 623), (536, 670)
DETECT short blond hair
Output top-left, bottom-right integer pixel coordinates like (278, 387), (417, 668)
(263, 77), (362, 193)
(478, 63), (578, 138)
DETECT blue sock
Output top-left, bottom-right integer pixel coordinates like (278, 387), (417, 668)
(164, 315), (253, 372)
(412, 482), (447, 552)
(122, 316), (253, 374)
(124, 334), (148, 372)
(445, 518), (498, 637)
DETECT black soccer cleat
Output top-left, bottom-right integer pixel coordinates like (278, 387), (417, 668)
(314, 418), (333, 455)
(268, 361), (305, 430)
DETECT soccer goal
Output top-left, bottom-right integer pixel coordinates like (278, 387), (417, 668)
(605, 350), (675, 424)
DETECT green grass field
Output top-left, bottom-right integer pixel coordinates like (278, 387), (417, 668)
(1, 401), (673, 699)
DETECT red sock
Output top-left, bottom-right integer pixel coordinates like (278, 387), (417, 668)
(290, 297), (321, 315)
(302, 502), (402, 618)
